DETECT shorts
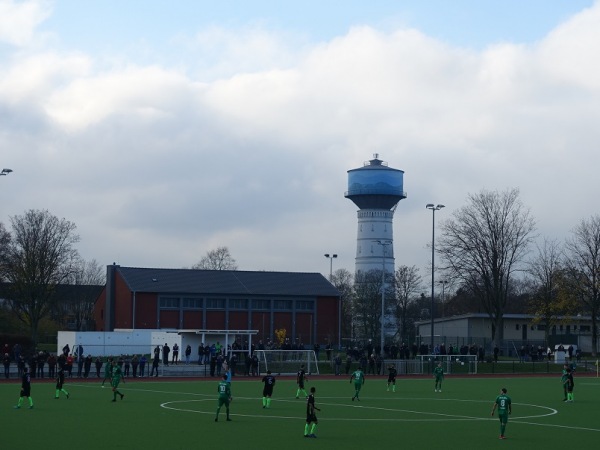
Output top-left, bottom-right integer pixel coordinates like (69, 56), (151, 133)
(263, 388), (274, 397)
(21, 386), (31, 397)
(306, 413), (317, 423)
(388, 376), (396, 383)
(298, 381), (305, 389)
(218, 397), (230, 408)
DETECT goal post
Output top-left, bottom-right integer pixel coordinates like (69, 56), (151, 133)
(416, 355), (479, 375)
(254, 350), (320, 376)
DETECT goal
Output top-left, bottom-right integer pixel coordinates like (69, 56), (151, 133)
(415, 355), (479, 375)
(254, 350), (320, 376)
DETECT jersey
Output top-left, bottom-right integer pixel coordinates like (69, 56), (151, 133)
(561, 368), (568, 385)
(262, 374), (276, 395)
(495, 394), (511, 416)
(306, 393), (317, 421)
(297, 369), (307, 387)
(218, 380), (231, 399)
(388, 366), (397, 380)
(351, 370), (364, 385)
(433, 366), (444, 379)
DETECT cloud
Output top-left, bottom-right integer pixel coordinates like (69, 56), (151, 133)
(0, 0), (52, 46)
(2, 3), (600, 278)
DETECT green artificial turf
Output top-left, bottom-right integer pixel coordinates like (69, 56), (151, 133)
(3, 373), (599, 449)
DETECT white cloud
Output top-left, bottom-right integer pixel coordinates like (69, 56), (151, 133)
(2, 3), (600, 279)
(0, 0), (51, 46)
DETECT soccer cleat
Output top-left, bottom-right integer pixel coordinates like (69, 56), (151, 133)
(439, 390), (442, 393)
(304, 435), (309, 438)
(14, 406), (20, 409)
(352, 397), (355, 401)
(67, 393), (70, 399)
(226, 418), (232, 421)
(111, 399), (116, 402)
(55, 397), (59, 400)
(120, 394), (124, 400)
(499, 435), (506, 440)
(215, 418), (218, 422)
(29, 405), (33, 409)
(309, 434), (317, 438)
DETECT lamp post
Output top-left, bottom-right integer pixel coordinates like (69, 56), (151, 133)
(438, 280), (448, 317)
(374, 240), (393, 356)
(0, 168), (13, 177)
(426, 203), (445, 353)
(324, 253), (339, 348)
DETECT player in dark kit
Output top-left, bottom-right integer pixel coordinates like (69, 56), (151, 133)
(295, 365), (308, 399)
(387, 364), (397, 392)
(304, 387), (320, 438)
(566, 368), (575, 402)
(15, 366), (34, 409)
(55, 367), (70, 399)
(491, 387), (512, 439)
(261, 370), (276, 408)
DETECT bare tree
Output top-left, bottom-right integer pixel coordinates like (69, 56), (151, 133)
(392, 265), (423, 342)
(353, 269), (390, 345)
(192, 246), (238, 270)
(437, 188), (536, 342)
(0, 222), (10, 277)
(57, 259), (106, 330)
(2, 210), (79, 346)
(527, 239), (572, 343)
(330, 268), (354, 342)
(563, 215), (600, 356)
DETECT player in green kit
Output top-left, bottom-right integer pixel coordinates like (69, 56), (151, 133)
(350, 367), (365, 401)
(110, 360), (125, 402)
(491, 387), (512, 439)
(55, 367), (70, 399)
(433, 362), (444, 392)
(101, 357), (113, 387)
(215, 374), (232, 422)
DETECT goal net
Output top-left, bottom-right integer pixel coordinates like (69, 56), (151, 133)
(413, 355), (479, 375)
(254, 350), (320, 376)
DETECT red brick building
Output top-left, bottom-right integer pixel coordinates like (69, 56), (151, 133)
(93, 265), (341, 346)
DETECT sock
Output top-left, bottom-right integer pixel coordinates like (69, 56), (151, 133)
(55, 389), (59, 398)
(113, 392), (117, 400)
(216, 406), (221, 418)
(296, 389), (300, 398)
(17, 397), (23, 407)
(304, 424), (309, 435)
(226, 407), (229, 419)
(28, 397), (33, 407)
(310, 424), (317, 434)
(393, 385), (396, 392)
(500, 424), (505, 435)
(262, 397), (266, 407)
(62, 389), (69, 396)
(267, 398), (271, 408)
(302, 389), (307, 397)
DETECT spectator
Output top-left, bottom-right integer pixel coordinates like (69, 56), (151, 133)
(139, 355), (147, 377)
(47, 354), (57, 378)
(84, 354), (93, 378)
(185, 345), (191, 364)
(95, 357), (103, 378)
(131, 355), (139, 377)
(3, 352), (10, 378)
(162, 343), (170, 366)
(172, 343), (179, 365)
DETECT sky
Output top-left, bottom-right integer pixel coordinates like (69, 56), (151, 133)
(1, 0), (599, 284)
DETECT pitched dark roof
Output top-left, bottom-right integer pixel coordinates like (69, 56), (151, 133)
(115, 266), (340, 297)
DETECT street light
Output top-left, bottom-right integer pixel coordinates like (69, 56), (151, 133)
(324, 253), (339, 348)
(438, 280), (448, 317)
(426, 203), (445, 353)
(374, 240), (393, 357)
(1, 168), (13, 176)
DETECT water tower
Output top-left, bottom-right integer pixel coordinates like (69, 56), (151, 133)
(345, 154), (406, 275)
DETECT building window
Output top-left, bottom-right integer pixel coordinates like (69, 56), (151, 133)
(515, 324), (520, 330)
(160, 297), (180, 308)
(580, 325), (591, 332)
(274, 300), (293, 310)
(229, 299), (248, 309)
(252, 299), (271, 310)
(183, 298), (203, 308)
(206, 298), (225, 309)
(296, 300), (314, 310)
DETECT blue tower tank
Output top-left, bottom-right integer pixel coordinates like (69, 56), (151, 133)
(345, 154), (406, 275)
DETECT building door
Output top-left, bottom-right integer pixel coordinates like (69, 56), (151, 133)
(522, 324), (527, 341)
